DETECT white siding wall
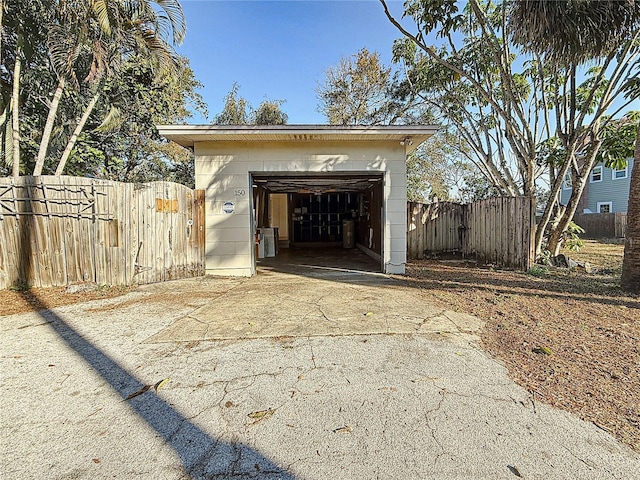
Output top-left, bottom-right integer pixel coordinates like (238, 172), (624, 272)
(195, 140), (407, 276)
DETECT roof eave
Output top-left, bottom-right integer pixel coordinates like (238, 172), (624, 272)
(156, 124), (440, 153)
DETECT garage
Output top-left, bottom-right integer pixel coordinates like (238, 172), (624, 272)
(157, 125), (438, 276)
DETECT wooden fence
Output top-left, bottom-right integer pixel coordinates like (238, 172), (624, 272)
(407, 196), (535, 270)
(572, 212), (627, 239)
(0, 176), (205, 289)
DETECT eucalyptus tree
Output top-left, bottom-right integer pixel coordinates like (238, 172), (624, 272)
(380, 0), (640, 256)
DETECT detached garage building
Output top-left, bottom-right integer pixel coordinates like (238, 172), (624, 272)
(158, 125), (438, 276)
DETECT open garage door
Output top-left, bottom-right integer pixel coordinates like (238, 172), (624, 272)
(251, 172), (384, 272)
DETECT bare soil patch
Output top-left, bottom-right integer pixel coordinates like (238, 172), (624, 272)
(403, 240), (639, 451)
(1, 285), (133, 316)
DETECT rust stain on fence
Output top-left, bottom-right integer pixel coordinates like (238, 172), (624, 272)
(0, 176), (205, 289)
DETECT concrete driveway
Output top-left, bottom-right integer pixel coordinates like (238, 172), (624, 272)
(2, 254), (639, 479)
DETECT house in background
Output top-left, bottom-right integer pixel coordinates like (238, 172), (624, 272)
(561, 158), (634, 213)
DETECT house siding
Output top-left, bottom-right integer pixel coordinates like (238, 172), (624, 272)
(560, 158), (633, 213)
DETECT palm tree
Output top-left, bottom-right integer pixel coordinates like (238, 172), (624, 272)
(621, 129), (640, 292)
(509, 0), (640, 63)
(508, 0), (640, 292)
(32, 0), (186, 176)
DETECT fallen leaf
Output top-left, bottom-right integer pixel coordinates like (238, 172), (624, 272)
(246, 408), (274, 425)
(224, 401), (235, 408)
(532, 346), (553, 355)
(378, 386), (397, 392)
(364, 312), (373, 317)
(124, 385), (151, 401)
(411, 376), (440, 383)
(153, 378), (170, 391)
(248, 408), (273, 419)
(333, 425), (353, 433)
(507, 465), (522, 477)
(92, 458), (100, 464)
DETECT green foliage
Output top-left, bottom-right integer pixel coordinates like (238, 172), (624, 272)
(252, 100), (288, 126)
(212, 84), (289, 127)
(526, 265), (548, 277)
(316, 48), (412, 125)
(457, 172), (502, 203)
(317, 48), (470, 200)
(382, 0), (639, 257)
(537, 249), (553, 265)
(596, 112), (640, 170)
(214, 82), (250, 125)
(408, 127), (475, 202)
(1, 0), (199, 182)
(9, 281), (31, 292)
(563, 222), (585, 252)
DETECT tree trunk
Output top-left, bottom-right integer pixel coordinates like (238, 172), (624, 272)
(0, 0), (4, 67)
(34, 78), (65, 176)
(534, 156), (573, 255)
(11, 42), (21, 177)
(546, 152), (599, 255)
(55, 92), (100, 175)
(621, 127), (640, 293)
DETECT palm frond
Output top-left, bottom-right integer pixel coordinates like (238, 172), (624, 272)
(153, 0), (186, 44)
(509, 0), (640, 63)
(95, 105), (124, 132)
(90, 0), (112, 35)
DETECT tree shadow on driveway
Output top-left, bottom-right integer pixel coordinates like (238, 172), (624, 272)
(30, 298), (296, 479)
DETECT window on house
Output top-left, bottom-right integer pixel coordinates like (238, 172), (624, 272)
(597, 202), (612, 214)
(562, 173), (572, 189)
(612, 165), (628, 180)
(590, 166), (603, 183)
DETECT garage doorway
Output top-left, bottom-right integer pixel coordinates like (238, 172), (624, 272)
(251, 172), (384, 273)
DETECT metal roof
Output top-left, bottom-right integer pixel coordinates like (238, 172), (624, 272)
(156, 124), (439, 153)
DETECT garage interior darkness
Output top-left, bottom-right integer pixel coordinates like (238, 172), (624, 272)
(252, 172), (384, 270)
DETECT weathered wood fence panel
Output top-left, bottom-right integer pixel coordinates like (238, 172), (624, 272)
(573, 212), (627, 239)
(407, 196), (535, 270)
(407, 202), (465, 258)
(0, 176), (205, 289)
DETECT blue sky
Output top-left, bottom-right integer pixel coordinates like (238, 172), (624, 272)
(177, 0), (408, 124)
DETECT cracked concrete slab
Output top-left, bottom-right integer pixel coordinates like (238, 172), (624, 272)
(2, 266), (639, 479)
(147, 268), (476, 343)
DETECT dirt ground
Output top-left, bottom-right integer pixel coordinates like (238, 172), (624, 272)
(2, 239), (638, 451)
(404, 239), (639, 452)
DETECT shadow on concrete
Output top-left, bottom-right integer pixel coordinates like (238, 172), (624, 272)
(14, 203), (295, 478)
(258, 246), (385, 283)
(260, 246), (640, 310)
(22, 296), (296, 479)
